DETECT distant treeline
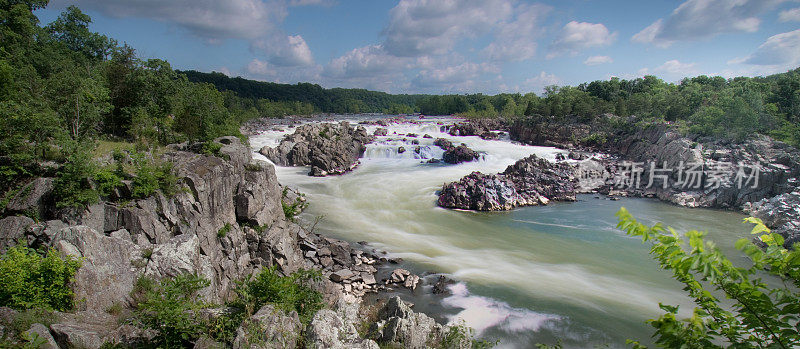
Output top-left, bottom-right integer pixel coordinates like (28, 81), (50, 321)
(181, 70), (425, 115)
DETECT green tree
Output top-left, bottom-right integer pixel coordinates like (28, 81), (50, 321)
(617, 208), (800, 348)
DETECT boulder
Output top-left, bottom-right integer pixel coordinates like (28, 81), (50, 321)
(7, 177), (54, 218)
(369, 297), (444, 348)
(438, 155), (576, 211)
(24, 323), (59, 349)
(0, 215), (34, 253)
(260, 122), (374, 176)
(374, 128), (388, 136)
(233, 305), (302, 349)
(442, 144), (480, 164)
(51, 226), (142, 312)
(305, 300), (379, 349)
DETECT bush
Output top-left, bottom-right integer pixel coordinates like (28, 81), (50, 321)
(93, 167), (123, 197)
(131, 274), (210, 348)
(53, 143), (99, 209)
(617, 208), (800, 348)
(0, 245), (82, 311)
(439, 320), (497, 349)
(130, 153), (179, 199)
(233, 267), (323, 325)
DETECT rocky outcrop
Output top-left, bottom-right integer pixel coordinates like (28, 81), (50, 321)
(368, 297), (446, 348)
(744, 192), (800, 248)
(443, 145), (480, 164)
(233, 305), (302, 349)
(259, 121), (375, 176)
(0, 215), (34, 253)
(305, 300), (379, 349)
(438, 155), (576, 211)
(7, 177), (54, 218)
(447, 119), (507, 137)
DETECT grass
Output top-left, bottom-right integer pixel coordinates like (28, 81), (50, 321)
(92, 140), (135, 159)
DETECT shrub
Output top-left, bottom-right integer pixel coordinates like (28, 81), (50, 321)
(217, 223), (231, 238)
(438, 320), (497, 349)
(93, 167), (123, 197)
(0, 245), (82, 311)
(200, 141), (222, 157)
(130, 154), (179, 199)
(131, 274), (210, 348)
(53, 144), (99, 209)
(233, 267), (323, 325)
(617, 208), (800, 348)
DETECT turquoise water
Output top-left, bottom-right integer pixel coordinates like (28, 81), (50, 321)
(250, 119), (751, 348)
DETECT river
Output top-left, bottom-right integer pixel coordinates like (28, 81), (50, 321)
(250, 116), (751, 348)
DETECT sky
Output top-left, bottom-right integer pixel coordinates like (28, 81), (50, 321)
(36, 0), (800, 95)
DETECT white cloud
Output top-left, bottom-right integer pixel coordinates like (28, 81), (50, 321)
(482, 3), (551, 62)
(51, 0), (284, 40)
(548, 21), (616, 58)
(583, 55), (613, 66)
(246, 58), (322, 84)
(251, 35), (315, 67)
(522, 71), (561, 93)
(779, 8), (800, 22)
(632, 0), (786, 47)
(324, 45), (409, 78)
(410, 57), (500, 93)
(383, 0), (514, 57)
(740, 29), (800, 67)
(655, 60), (699, 75)
(289, 0), (334, 6)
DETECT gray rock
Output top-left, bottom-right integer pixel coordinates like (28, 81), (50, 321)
(232, 305), (302, 349)
(370, 297), (444, 348)
(330, 269), (355, 282)
(0, 215), (34, 253)
(7, 177), (54, 218)
(52, 226), (142, 312)
(50, 322), (105, 349)
(305, 300), (379, 349)
(24, 323), (59, 349)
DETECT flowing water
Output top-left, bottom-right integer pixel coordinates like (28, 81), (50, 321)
(250, 116), (751, 348)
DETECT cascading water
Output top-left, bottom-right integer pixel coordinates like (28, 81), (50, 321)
(250, 116), (751, 348)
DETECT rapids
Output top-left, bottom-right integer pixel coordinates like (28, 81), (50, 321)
(250, 116), (750, 348)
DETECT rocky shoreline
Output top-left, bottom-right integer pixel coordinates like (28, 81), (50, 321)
(436, 116), (800, 247)
(0, 135), (470, 348)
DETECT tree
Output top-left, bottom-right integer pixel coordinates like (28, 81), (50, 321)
(617, 208), (800, 348)
(45, 5), (115, 60)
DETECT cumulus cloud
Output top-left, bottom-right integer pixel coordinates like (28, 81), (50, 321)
(324, 45), (409, 78)
(655, 60), (699, 75)
(482, 3), (551, 62)
(50, 0), (283, 40)
(251, 35), (315, 67)
(779, 8), (800, 22)
(383, 0), (513, 57)
(632, 0), (786, 47)
(583, 55), (613, 66)
(548, 21), (616, 58)
(523, 71), (561, 93)
(740, 29), (800, 67)
(410, 56), (500, 93)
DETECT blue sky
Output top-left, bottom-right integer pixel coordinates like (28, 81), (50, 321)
(38, 0), (800, 95)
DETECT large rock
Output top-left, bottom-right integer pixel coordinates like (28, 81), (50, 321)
(744, 191), (800, 248)
(259, 121), (375, 176)
(51, 226), (142, 312)
(24, 323), (59, 349)
(234, 160), (282, 227)
(7, 177), (54, 218)
(232, 305), (302, 349)
(0, 215), (34, 253)
(305, 300), (379, 349)
(442, 144), (480, 164)
(369, 297), (444, 348)
(438, 154), (576, 211)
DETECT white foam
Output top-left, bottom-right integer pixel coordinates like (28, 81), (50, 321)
(443, 283), (561, 335)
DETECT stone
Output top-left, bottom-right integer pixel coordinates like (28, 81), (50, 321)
(305, 300), (379, 349)
(51, 226), (142, 312)
(442, 144), (480, 164)
(370, 297), (444, 348)
(330, 269), (355, 282)
(0, 215), (34, 253)
(233, 305), (302, 349)
(7, 177), (54, 218)
(24, 323), (59, 349)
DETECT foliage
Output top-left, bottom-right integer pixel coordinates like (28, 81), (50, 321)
(281, 187), (307, 222)
(131, 274), (210, 348)
(217, 223), (231, 238)
(232, 267), (323, 325)
(0, 245), (82, 311)
(130, 152), (179, 199)
(616, 208), (800, 348)
(53, 141), (99, 208)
